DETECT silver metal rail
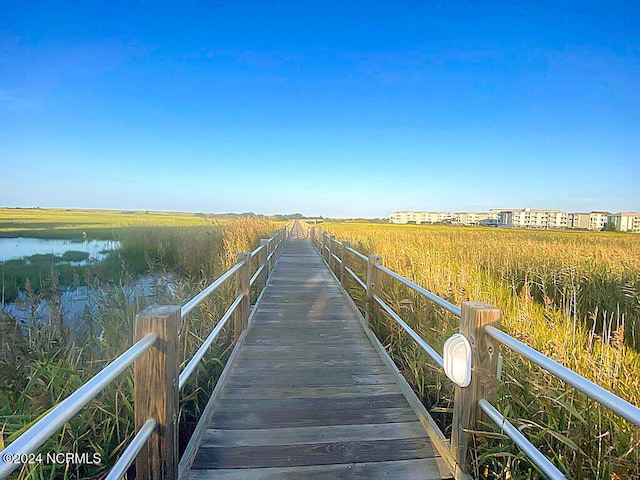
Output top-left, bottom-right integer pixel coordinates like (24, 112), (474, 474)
(478, 399), (567, 480)
(345, 266), (367, 290)
(0, 333), (158, 478)
(179, 294), (243, 390)
(250, 264), (265, 287)
(485, 325), (640, 427)
(346, 246), (368, 262)
(250, 243), (265, 257)
(0, 225), (289, 480)
(305, 223), (640, 478)
(374, 294), (444, 369)
(104, 418), (156, 480)
(180, 262), (244, 318)
(375, 264), (461, 317)
(331, 253), (341, 265)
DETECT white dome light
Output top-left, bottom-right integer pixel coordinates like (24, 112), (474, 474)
(443, 333), (472, 388)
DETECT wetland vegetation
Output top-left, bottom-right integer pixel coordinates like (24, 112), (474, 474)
(0, 208), (277, 479)
(319, 222), (640, 479)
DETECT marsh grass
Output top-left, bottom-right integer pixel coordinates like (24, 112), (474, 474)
(321, 222), (640, 479)
(0, 217), (276, 479)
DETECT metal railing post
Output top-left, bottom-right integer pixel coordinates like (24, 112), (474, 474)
(134, 305), (180, 480)
(451, 302), (501, 475)
(340, 240), (350, 289)
(365, 255), (382, 328)
(234, 252), (251, 339)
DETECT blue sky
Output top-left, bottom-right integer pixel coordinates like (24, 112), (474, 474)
(1, 1), (638, 217)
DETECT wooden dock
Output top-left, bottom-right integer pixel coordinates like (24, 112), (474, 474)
(186, 232), (454, 479)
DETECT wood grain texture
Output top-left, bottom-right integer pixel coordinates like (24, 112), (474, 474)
(187, 458), (453, 480)
(186, 234), (453, 479)
(451, 302), (501, 475)
(135, 305), (180, 480)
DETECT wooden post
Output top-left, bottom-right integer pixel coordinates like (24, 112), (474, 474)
(310, 227), (315, 246)
(340, 240), (350, 289)
(267, 238), (273, 275)
(259, 239), (268, 294)
(365, 255), (382, 327)
(234, 252), (251, 339)
(134, 305), (179, 480)
(451, 302), (501, 475)
(328, 235), (335, 272)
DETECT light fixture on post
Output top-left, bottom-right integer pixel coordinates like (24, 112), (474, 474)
(443, 333), (472, 387)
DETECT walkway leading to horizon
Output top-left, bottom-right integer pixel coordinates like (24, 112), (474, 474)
(186, 232), (454, 479)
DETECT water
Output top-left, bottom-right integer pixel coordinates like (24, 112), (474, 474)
(3, 274), (176, 328)
(0, 237), (120, 263)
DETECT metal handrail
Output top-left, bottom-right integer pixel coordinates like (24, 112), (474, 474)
(309, 225), (640, 476)
(179, 294), (243, 390)
(104, 418), (156, 480)
(331, 253), (341, 265)
(0, 225), (289, 480)
(345, 246), (368, 262)
(478, 399), (567, 480)
(250, 264), (265, 287)
(250, 243), (265, 257)
(374, 295), (444, 369)
(375, 264), (461, 317)
(180, 262), (244, 318)
(345, 266), (367, 290)
(0, 333), (158, 478)
(484, 325), (640, 427)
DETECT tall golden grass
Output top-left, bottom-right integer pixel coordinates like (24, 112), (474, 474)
(0, 217), (276, 479)
(320, 222), (640, 479)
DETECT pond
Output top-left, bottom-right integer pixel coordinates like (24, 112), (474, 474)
(0, 237), (120, 263)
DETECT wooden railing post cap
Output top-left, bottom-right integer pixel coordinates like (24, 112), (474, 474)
(137, 304), (180, 319)
(461, 301), (500, 312)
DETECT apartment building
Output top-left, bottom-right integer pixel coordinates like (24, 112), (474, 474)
(453, 212), (490, 226)
(389, 211), (421, 224)
(568, 212), (590, 229)
(390, 209), (638, 231)
(608, 212), (640, 232)
(589, 212), (611, 231)
(389, 211), (455, 224)
(498, 209), (567, 229)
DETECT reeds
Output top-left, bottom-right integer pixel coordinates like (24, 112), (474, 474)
(0, 217), (276, 479)
(322, 222), (640, 479)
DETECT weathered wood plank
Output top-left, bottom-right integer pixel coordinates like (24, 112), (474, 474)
(213, 393), (409, 414)
(209, 405), (420, 429)
(230, 357), (386, 369)
(191, 437), (437, 469)
(187, 458), (452, 480)
(186, 235), (453, 480)
(221, 373), (400, 388)
(201, 422), (428, 447)
(228, 364), (391, 377)
(218, 384), (401, 400)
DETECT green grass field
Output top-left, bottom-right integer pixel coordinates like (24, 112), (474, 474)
(0, 207), (228, 239)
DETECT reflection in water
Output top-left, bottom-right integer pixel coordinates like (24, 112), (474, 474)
(3, 274), (176, 328)
(0, 237), (120, 262)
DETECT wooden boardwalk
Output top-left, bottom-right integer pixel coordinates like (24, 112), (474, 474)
(186, 232), (454, 479)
